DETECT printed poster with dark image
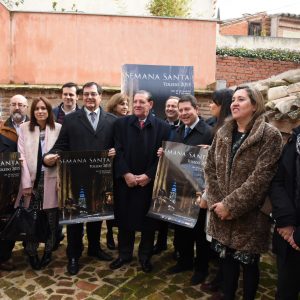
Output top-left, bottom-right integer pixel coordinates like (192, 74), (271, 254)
(148, 141), (208, 228)
(121, 64), (194, 119)
(0, 152), (21, 224)
(58, 151), (114, 225)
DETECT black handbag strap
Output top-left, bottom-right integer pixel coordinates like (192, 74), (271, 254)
(34, 137), (43, 190)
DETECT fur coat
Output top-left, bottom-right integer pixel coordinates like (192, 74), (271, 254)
(205, 115), (282, 254)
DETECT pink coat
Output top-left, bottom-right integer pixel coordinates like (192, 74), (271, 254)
(15, 122), (62, 209)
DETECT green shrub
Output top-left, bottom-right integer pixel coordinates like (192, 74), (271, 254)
(217, 47), (300, 63)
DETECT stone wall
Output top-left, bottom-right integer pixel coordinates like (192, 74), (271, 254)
(216, 55), (300, 87)
(217, 34), (300, 51)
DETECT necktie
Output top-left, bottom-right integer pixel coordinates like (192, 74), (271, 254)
(139, 120), (145, 129)
(90, 112), (96, 124)
(184, 127), (191, 138)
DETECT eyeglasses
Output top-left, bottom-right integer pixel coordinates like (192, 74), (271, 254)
(10, 103), (27, 108)
(83, 92), (99, 97)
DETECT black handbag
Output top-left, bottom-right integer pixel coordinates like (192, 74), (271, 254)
(0, 195), (50, 242)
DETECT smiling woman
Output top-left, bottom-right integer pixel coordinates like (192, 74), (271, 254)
(14, 96), (61, 271)
(205, 85), (283, 299)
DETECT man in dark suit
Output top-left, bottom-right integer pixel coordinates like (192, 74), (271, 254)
(52, 82), (81, 251)
(153, 96), (182, 256)
(44, 82), (116, 275)
(53, 82), (81, 124)
(167, 94), (213, 286)
(0, 94), (29, 271)
(110, 90), (170, 273)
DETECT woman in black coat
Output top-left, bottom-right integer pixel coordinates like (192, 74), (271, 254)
(271, 125), (300, 300)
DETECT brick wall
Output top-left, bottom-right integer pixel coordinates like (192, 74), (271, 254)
(216, 55), (300, 87)
(219, 21), (249, 36)
(0, 86), (213, 121)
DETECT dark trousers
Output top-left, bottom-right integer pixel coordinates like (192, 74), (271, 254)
(0, 239), (15, 262)
(155, 221), (178, 252)
(118, 228), (155, 261)
(175, 208), (209, 272)
(276, 248), (300, 300)
(106, 219), (117, 234)
(221, 255), (260, 300)
(155, 220), (168, 247)
(66, 221), (102, 259)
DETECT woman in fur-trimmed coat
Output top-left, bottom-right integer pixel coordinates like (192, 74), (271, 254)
(205, 86), (282, 300)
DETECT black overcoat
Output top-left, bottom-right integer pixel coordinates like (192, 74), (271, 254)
(0, 133), (17, 152)
(45, 107), (117, 216)
(173, 117), (213, 146)
(48, 107), (116, 152)
(113, 114), (170, 231)
(271, 125), (300, 258)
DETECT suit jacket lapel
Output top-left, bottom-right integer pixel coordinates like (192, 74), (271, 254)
(77, 108), (95, 134)
(95, 108), (106, 134)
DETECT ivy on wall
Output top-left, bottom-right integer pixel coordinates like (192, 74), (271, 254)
(217, 47), (300, 63)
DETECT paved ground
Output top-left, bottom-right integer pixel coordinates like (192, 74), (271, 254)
(0, 227), (278, 300)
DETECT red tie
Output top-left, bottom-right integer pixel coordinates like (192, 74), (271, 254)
(139, 120), (145, 129)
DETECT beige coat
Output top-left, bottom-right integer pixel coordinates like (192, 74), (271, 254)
(205, 115), (282, 254)
(15, 122), (61, 209)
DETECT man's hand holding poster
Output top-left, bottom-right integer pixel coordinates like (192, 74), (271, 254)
(148, 141), (208, 228)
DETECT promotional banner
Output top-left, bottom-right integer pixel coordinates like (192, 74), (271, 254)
(148, 141), (208, 228)
(0, 152), (21, 224)
(58, 151), (114, 225)
(121, 64), (194, 119)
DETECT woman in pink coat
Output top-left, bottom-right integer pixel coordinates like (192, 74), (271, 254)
(16, 97), (61, 270)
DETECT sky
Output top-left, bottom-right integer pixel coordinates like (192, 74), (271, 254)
(218, 0), (300, 20)
(3, 0), (300, 20)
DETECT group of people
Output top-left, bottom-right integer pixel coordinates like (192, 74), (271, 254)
(0, 82), (299, 300)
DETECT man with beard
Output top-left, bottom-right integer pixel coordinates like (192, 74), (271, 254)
(0, 94), (29, 271)
(4, 95), (29, 133)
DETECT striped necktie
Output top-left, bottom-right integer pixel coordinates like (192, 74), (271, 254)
(184, 127), (191, 138)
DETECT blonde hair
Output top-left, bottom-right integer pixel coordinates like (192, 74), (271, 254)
(106, 93), (129, 115)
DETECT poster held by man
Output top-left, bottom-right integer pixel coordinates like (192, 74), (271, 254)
(0, 152), (21, 226)
(58, 151), (114, 224)
(148, 141), (208, 228)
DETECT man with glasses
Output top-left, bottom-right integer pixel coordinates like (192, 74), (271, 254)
(44, 82), (116, 275)
(0, 94), (29, 271)
(4, 94), (29, 133)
